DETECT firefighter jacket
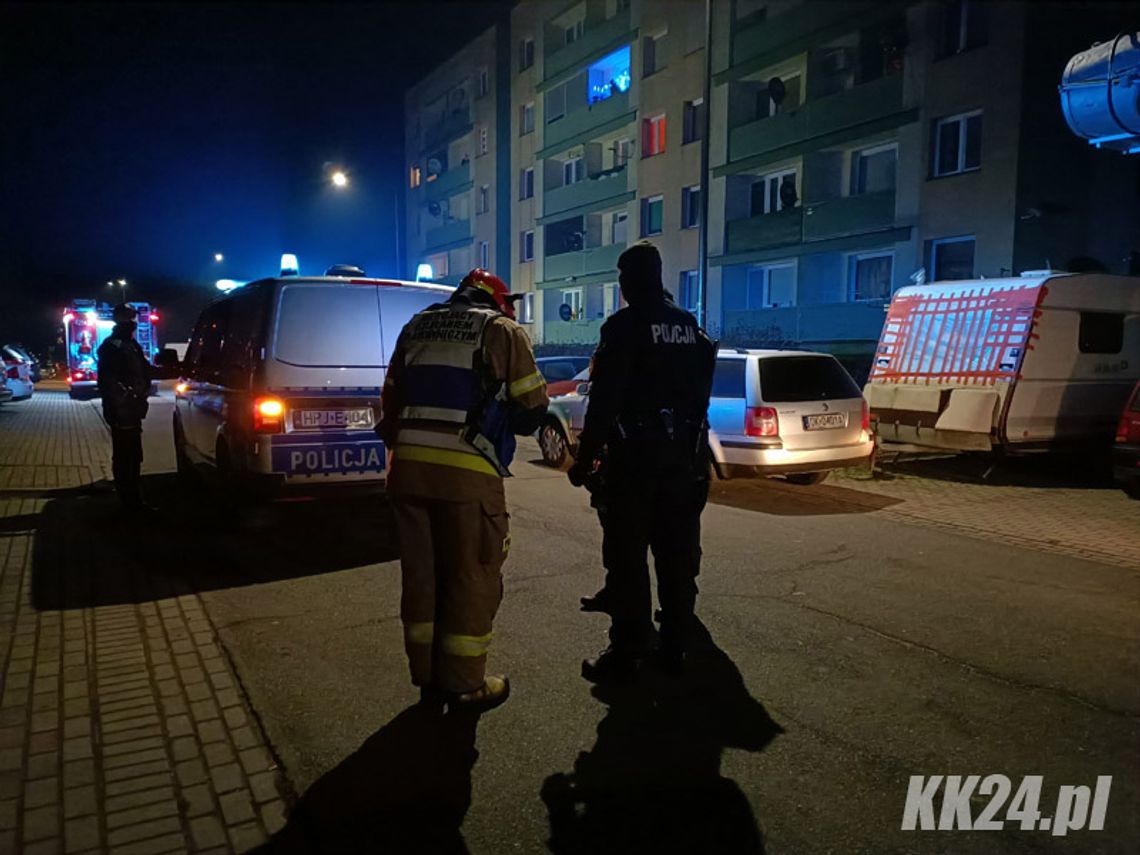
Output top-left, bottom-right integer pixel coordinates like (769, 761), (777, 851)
(380, 289), (549, 503)
(97, 325), (151, 428)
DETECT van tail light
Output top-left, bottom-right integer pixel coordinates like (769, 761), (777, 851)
(861, 399), (870, 432)
(254, 397), (285, 433)
(745, 406), (779, 438)
(6, 365), (19, 380)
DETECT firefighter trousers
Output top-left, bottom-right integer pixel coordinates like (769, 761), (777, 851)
(392, 495), (511, 694)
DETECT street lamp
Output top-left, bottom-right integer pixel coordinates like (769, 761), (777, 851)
(331, 170), (348, 189)
(108, 279), (128, 302)
(214, 252), (224, 262)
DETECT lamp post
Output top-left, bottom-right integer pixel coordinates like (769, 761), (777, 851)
(108, 279), (128, 302)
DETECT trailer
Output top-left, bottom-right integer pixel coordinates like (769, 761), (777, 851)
(865, 272), (1140, 454)
(63, 300), (160, 400)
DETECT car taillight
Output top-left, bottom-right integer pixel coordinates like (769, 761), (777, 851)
(253, 397), (285, 433)
(175, 382), (189, 395)
(745, 406), (779, 438)
(6, 365), (18, 380)
(861, 399), (870, 432)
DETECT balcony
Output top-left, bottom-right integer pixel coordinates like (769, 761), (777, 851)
(727, 74), (905, 165)
(544, 318), (605, 345)
(424, 218), (471, 251)
(542, 89), (634, 156)
(543, 242), (625, 281)
(730, 0), (880, 71)
(424, 163), (472, 203)
(423, 110), (472, 152)
(543, 167), (630, 219)
(544, 7), (631, 83)
(725, 208), (803, 255)
(803, 191), (895, 241)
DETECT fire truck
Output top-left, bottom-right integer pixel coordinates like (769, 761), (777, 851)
(63, 300), (160, 399)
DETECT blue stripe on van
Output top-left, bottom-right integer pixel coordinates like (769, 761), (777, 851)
(401, 365), (478, 411)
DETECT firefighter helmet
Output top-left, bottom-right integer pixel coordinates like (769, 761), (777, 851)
(460, 268), (518, 320)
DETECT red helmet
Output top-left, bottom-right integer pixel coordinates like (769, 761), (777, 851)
(460, 268), (517, 320)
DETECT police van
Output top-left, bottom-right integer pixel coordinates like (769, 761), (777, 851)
(172, 265), (453, 499)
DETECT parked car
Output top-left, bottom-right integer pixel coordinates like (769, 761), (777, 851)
(547, 366), (590, 398)
(1113, 380), (1140, 499)
(173, 267), (453, 501)
(4, 344), (41, 382)
(2, 347), (34, 401)
(540, 349), (873, 484)
(0, 374), (13, 405)
(536, 356), (591, 392)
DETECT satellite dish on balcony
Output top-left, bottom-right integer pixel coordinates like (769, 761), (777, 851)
(768, 76), (787, 106)
(428, 201), (442, 217)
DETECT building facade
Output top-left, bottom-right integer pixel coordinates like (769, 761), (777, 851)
(405, 0), (1139, 363)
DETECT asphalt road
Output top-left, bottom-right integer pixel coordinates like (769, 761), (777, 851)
(138, 394), (1140, 854)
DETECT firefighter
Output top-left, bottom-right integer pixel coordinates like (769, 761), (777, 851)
(568, 242), (716, 681)
(97, 303), (154, 513)
(379, 269), (549, 712)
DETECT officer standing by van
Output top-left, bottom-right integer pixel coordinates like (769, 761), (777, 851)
(97, 303), (154, 513)
(379, 269), (549, 712)
(568, 242), (716, 681)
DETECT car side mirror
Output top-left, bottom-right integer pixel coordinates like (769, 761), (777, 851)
(575, 382), (591, 396)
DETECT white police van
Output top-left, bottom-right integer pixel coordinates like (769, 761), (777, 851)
(173, 265), (453, 499)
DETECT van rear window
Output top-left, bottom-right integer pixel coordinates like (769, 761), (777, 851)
(759, 356), (862, 402)
(274, 285), (383, 367)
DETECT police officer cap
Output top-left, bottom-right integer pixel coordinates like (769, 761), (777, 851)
(112, 303), (138, 323)
(618, 242), (663, 283)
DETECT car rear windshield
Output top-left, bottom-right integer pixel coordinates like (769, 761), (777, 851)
(759, 355), (862, 402)
(274, 284), (383, 367)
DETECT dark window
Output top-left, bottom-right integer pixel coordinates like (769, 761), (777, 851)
(220, 287), (265, 388)
(274, 285), (383, 368)
(641, 196), (663, 236)
(712, 358), (745, 398)
(1078, 312), (1124, 354)
(519, 38), (535, 72)
(942, 0), (988, 56)
(933, 112), (982, 176)
(681, 186), (700, 229)
(759, 355), (862, 403)
(683, 99), (705, 144)
(931, 237), (975, 281)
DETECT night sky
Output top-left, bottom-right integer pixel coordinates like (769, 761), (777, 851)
(0, 0), (512, 352)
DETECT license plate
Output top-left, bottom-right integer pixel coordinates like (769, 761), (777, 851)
(292, 408), (373, 430)
(803, 413), (847, 431)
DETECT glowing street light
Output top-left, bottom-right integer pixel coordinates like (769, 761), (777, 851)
(214, 252), (224, 262)
(331, 170), (349, 188)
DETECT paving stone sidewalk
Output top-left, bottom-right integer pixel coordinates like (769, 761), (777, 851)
(1, 393), (287, 854)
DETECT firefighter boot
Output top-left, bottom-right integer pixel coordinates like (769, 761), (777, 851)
(450, 675), (511, 714)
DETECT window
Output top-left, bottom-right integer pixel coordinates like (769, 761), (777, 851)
(561, 287), (584, 321)
(477, 185), (489, 214)
(517, 292), (535, 324)
(519, 167), (534, 200)
(603, 283), (622, 317)
(641, 195), (663, 236)
(546, 85), (566, 123)
(1078, 313), (1124, 354)
(274, 285), (383, 368)
(478, 126), (488, 156)
(520, 230), (535, 262)
(750, 169), (797, 215)
(930, 236), (975, 281)
(852, 143), (897, 195)
(943, 0), (988, 56)
(712, 358), (745, 398)
(678, 270), (699, 312)
(478, 67), (489, 98)
(519, 38), (534, 72)
(848, 252), (894, 301)
(681, 186), (701, 229)
(614, 138), (633, 168)
(563, 157), (584, 186)
(479, 241), (490, 269)
(612, 211), (628, 245)
(588, 46), (631, 103)
(520, 102), (535, 135)
(683, 99), (705, 144)
(746, 263), (797, 308)
(409, 164), (422, 189)
(759, 355), (862, 403)
(642, 114), (666, 157)
(933, 111), (982, 176)
(565, 19), (584, 46)
(643, 30), (667, 77)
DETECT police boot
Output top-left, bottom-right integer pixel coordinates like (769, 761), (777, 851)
(581, 647), (643, 684)
(450, 675), (511, 714)
(579, 587), (614, 614)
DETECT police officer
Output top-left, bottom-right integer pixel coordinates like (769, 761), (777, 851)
(97, 303), (154, 513)
(379, 269), (549, 712)
(568, 242), (715, 681)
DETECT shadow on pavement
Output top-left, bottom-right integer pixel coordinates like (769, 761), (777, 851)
(3, 472), (399, 610)
(256, 702), (481, 854)
(542, 620), (783, 854)
(877, 451), (1117, 490)
(708, 476), (900, 516)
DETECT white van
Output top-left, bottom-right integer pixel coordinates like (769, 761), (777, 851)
(866, 272), (1140, 453)
(173, 272), (453, 498)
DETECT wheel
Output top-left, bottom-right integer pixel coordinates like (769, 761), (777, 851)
(539, 420), (571, 469)
(785, 471), (829, 486)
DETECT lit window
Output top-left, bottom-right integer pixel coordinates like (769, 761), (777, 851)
(561, 287), (584, 321)
(683, 99), (705, 144)
(409, 165), (422, 189)
(520, 230), (535, 262)
(930, 236), (975, 281)
(641, 195), (664, 236)
(603, 283), (622, 316)
(681, 186), (700, 229)
(848, 252), (894, 301)
(588, 46), (631, 104)
(642, 114), (666, 157)
(933, 111), (982, 176)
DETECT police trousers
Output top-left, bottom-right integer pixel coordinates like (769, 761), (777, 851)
(604, 474), (709, 656)
(392, 496), (511, 693)
(110, 425), (144, 507)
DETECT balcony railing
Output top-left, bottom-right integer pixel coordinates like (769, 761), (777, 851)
(542, 89), (633, 154)
(544, 167), (630, 218)
(725, 208), (803, 255)
(543, 317), (605, 345)
(424, 218), (472, 250)
(803, 191), (895, 241)
(423, 110), (472, 152)
(544, 7), (631, 82)
(424, 163), (472, 203)
(728, 73), (905, 164)
(543, 242), (625, 281)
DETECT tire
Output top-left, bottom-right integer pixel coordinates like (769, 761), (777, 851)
(539, 420), (572, 469)
(785, 471), (829, 486)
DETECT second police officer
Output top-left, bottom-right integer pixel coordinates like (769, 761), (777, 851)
(568, 242), (716, 681)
